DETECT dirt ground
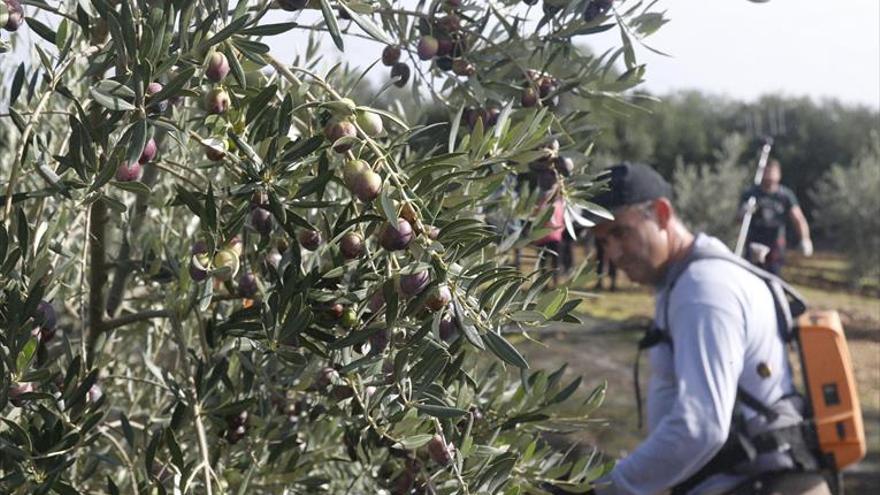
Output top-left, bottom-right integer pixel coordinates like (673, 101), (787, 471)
(513, 250), (879, 492)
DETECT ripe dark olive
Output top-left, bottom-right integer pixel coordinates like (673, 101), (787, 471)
(583, 0), (613, 23)
(34, 301), (58, 342)
(538, 77), (557, 98)
(390, 62), (410, 87)
(251, 207), (273, 236)
(277, 0), (308, 11)
(425, 285), (451, 312)
(399, 270), (430, 297)
(367, 291), (385, 313)
(3, 0), (25, 31)
(115, 162), (142, 182)
(369, 329), (389, 355)
(434, 56), (453, 72)
(463, 107), (480, 129)
(146, 82), (167, 113)
(437, 38), (453, 57)
(206, 52), (230, 82)
(139, 138), (158, 164)
(35, 300), (57, 335)
(238, 272), (258, 298)
(332, 385), (354, 400)
(340, 232), (365, 259)
(297, 229), (322, 251)
(350, 169), (383, 203)
(439, 316), (458, 341)
(537, 169), (558, 190)
(189, 262), (208, 281)
(437, 14), (461, 33)
(483, 107), (501, 127)
(426, 435), (453, 465)
(379, 219), (414, 251)
(205, 88), (231, 115)
(417, 35), (439, 60)
(226, 410), (249, 427)
(382, 45), (401, 66)
(225, 424), (246, 444)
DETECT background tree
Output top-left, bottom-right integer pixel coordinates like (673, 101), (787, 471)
(809, 132), (880, 289)
(0, 1), (664, 493)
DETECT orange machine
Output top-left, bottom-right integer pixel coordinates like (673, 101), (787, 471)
(796, 310), (866, 470)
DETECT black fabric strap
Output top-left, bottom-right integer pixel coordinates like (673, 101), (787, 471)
(634, 327), (671, 429)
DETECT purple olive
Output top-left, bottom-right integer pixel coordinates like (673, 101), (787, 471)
(340, 232), (365, 259)
(297, 229), (322, 251)
(3, 0), (25, 31)
(251, 207), (272, 236)
(382, 45), (401, 66)
(379, 219), (414, 251)
(277, 0), (308, 11)
(425, 285), (451, 311)
(206, 52), (231, 82)
(139, 138), (157, 164)
(238, 272), (258, 298)
(427, 435), (453, 465)
(399, 270), (430, 297)
(115, 162), (142, 182)
(204, 88), (231, 115)
(417, 35), (439, 60)
(439, 316), (458, 341)
(390, 62), (410, 87)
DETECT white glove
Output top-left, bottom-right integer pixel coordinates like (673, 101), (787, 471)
(800, 238), (814, 257)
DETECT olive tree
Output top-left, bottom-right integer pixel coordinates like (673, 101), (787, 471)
(0, 1), (663, 493)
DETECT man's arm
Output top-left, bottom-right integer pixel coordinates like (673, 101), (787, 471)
(596, 301), (745, 495)
(789, 205), (813, 256)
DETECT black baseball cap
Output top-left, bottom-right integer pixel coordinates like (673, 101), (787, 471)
(592, 162), (673, 210)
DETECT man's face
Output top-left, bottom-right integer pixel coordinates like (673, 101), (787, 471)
(592, 202), (669, 285)
(761, 164), (781, 190)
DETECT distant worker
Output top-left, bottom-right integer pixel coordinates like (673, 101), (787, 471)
(738, 159), (813, 274)
(593, 235), (617, 291)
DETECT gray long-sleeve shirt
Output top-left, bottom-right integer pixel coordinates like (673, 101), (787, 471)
(598, 234), (800, 495)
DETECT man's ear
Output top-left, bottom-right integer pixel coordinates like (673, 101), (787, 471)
(654, 197), (673, 228)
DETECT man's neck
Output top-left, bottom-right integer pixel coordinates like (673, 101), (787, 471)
(654, 223), (696, 287)
(761, 183), (780, 193)
(667, 223), (696, 265)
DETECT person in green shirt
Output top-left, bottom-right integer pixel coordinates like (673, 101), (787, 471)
(739, 159), (813, 274)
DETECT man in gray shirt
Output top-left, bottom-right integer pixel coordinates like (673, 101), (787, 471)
(588, 163), (830, 495)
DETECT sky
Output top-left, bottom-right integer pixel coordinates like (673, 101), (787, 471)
(1, 1), (877, 109)
(260, 0), (880, 109)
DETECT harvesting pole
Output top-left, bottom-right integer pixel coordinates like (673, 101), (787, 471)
(734, 136), (774, 257)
